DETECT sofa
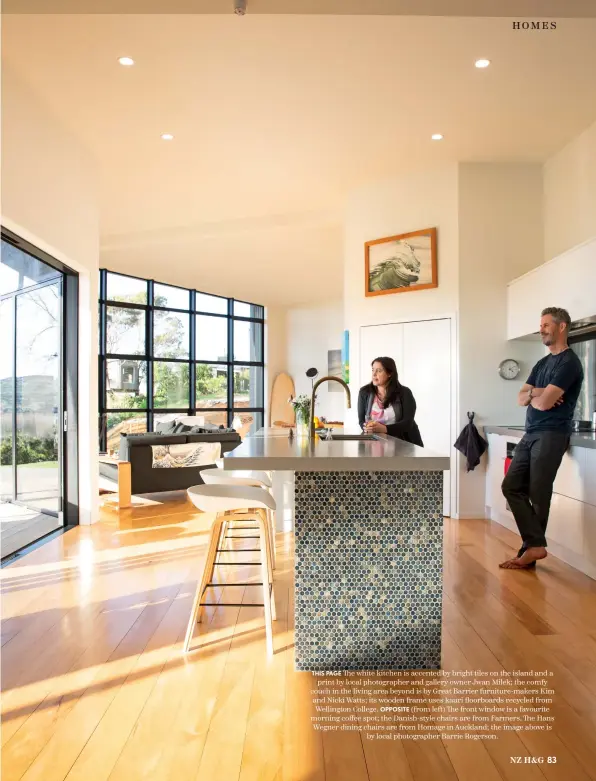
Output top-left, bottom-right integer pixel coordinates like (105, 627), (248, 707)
(99, 424), (242, 495)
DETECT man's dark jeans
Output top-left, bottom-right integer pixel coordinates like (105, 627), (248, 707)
(501, 430), (569, 549)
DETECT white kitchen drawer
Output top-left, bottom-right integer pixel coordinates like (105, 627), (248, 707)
(584, 449), (596, 508)
(582, 504), (596, 565)
(486, 434), (506, 515)
(553, 446), (586, 503)
(547, 492), (593, 555)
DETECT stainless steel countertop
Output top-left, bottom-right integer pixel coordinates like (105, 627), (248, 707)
(484, 425), (596, 449)
(223, 428), (450, 472)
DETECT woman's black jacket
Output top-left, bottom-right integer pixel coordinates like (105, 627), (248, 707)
(357, 385), (423, 447)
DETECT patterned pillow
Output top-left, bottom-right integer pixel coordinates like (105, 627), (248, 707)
(155, 420), (178, 435)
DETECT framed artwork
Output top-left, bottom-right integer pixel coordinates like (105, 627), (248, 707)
(341, 330), (349, 384)
(327, 349), (343, 391)
(365, 227), (437, 297)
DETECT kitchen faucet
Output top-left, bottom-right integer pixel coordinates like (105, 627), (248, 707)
(309, 376), (352, 439)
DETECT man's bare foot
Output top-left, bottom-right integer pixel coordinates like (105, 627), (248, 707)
(499, 547), (547, 569)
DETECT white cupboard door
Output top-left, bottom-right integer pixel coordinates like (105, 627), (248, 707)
(403, 319), (452, 516)
(360, 322), (404, 387)
(402, 319), (452, 456)
(359, 318), (452, 516)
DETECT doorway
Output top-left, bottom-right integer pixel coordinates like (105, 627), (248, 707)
(1, 231), (78, 559)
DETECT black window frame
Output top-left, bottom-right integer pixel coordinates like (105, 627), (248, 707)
(98, 269), (265, 451)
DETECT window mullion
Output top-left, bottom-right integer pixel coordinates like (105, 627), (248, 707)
(147, 280), (154, 431)
(190, 290), (196, 410)
(228, 300), (234, 427)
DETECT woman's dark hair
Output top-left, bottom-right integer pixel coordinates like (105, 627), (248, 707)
(366, 356), (402, 408)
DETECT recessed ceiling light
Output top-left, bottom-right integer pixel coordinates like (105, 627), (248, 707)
(118, 56), (134, 66)
(160, 133), (174, 141)
(475, 58), (490, 68)
(431, 133), (443, 141)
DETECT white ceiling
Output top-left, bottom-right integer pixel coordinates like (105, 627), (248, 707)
(3, 14), (596, 305)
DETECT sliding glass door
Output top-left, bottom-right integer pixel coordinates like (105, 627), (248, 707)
(0, 298), (14, 504)
(14, 279), (62, 511)
(1, 235), (75, 558)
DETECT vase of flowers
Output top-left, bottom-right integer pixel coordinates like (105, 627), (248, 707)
(289, 394), (312, 437)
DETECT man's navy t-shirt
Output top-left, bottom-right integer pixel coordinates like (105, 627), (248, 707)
(526, 349), (584, 433)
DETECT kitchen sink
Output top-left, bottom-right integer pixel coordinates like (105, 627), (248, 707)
(321, 433), (378, 441)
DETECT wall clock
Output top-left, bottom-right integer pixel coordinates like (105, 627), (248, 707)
(498, 358), (521, 380)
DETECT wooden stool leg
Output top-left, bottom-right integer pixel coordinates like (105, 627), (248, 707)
(210, 517), (227, 595)
(117, 461), (132, 509)
(258, 516), (275, 655)
(268, 509), (277, 569)
(217, 518), (228, 554)
(255, 509), (276, 622)
(184, 515), (222, 653)
(258, 508), (274, 582)
(197, 516), (224, 626)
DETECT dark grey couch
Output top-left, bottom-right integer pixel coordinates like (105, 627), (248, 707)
(99, 430), (241, 495)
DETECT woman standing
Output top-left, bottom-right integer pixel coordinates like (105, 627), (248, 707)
(358, 356), (423, 446)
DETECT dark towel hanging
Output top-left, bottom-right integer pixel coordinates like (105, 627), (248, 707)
(453, 411), (488, 472)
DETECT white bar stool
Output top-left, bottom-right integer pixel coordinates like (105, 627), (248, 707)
(200, 468), (277, 570)
(202, 468), (272, 488)
(185, 483), (277, 655)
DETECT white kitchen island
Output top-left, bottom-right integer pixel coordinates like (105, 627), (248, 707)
(224, 428), (450, 672)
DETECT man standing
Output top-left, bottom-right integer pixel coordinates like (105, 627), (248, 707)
(500, 307), (583, 570)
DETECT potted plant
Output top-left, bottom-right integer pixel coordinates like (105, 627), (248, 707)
(288, 394), (313, 437)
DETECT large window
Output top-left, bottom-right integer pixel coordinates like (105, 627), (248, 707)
(98, 271), (265, 451)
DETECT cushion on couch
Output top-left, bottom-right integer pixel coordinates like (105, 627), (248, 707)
(155, 420), (178, 435)
(155, 419), (223, 435)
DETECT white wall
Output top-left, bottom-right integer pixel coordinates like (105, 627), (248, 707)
(343, 165), (460, 508)
(265, 306), (288, 422)
(342, 163), (548, 520)
(285, 302), (345, 421)
(458, 163), (545, 518)
(344, 165), (460, 412)
(1, 66), (100, 525)
(543, 119), (596, 260)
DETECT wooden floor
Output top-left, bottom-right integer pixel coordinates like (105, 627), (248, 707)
(2, 491), (596, 781)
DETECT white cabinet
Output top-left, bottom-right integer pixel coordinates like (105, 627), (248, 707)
(585, 449), (596, 507)
(547, 493), (588, 555)
(553, 446), (596, 507)
(486, 433), (504, 514)
(360, 318), (452, 515)
(507, 237), (596, 340)
(553, 446), (586, 503)
(402, 320), (452, 459)
(359, 319), (452, 460)
(486, 432), (522, 522)
(360, 322), (404, 376)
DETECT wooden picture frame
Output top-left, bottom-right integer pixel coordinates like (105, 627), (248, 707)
(365, 227), (437, 297)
